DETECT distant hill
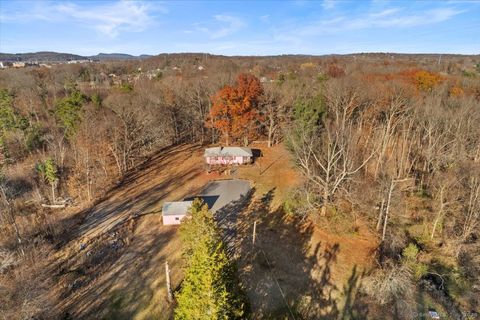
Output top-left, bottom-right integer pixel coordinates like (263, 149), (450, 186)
(0, 51), (87, 62)
(92, 53), (153, 61)
(0, 51), (153, 62)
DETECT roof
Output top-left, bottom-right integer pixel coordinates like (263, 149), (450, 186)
(162, 201), (193, 216)
(204, 146), (253, 157)
(204, 146), (222, 157)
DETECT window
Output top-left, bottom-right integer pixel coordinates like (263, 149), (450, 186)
(175, 217), (180, 221)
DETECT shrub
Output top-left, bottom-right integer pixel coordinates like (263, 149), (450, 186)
(402, 243), (428, 280)
(363, 262), (413, 305)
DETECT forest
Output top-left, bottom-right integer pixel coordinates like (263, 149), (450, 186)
(1, 52), (479, 319)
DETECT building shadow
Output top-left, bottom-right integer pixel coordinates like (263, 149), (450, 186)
(183, 195), (220, 210)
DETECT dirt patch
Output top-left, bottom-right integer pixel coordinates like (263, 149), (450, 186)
(236, 143), (303, 208)
(41, 143), (378, 319)
(45, 144), (218, 319)
(231, 144), (378, 319)
(235, 190), (377, 319)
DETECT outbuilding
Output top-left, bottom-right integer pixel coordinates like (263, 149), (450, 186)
(162, 201), (193, 225)
(204, 146), (253, 165)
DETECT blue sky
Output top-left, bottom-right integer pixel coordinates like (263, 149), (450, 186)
(0, 0), (479, 56)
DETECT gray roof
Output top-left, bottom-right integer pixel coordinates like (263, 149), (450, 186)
(162, 201), (193, 216)
(204, 147), (222, 157)
(204, 146), (253, 157)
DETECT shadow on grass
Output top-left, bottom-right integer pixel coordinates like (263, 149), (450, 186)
(235, 188), (370, 319)
(43, 144), (204, 319)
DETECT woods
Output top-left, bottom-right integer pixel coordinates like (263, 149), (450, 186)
(0, 53), (479, 319)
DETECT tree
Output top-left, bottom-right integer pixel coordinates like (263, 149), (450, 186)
(0, 89), (17, 133)
(54, 89), (85, 138)
(209, 73), (263, 146)
(0, 169), (24, 255)
(36, 158), (58, 203)
(175, 199), (244, 319)
(287, 84), (375, 216)
(412, 70), (443, 92)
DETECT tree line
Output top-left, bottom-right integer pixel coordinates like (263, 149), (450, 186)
(0, 53), (479, 318)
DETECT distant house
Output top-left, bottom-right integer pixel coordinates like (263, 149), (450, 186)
(204, 146), (253, 165)
(162, 201), (193, 225)
(0, 61), (13, 68)
(12, 62), (26, 68)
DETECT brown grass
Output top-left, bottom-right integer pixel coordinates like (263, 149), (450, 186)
(41, 144), (219, 319)
(10, 142), (378, 319)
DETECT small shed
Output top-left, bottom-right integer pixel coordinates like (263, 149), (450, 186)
(162, 201), (193, 225)
(204, 146), (253, 165)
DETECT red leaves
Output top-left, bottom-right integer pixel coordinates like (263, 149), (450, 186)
(208, 73), (263, 145)
(327, 64), (345, 78)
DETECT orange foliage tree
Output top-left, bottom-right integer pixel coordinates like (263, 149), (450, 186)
(208, 73), (263, 146)
(449, 85), (464, 97)
(412, 70), (444, 91)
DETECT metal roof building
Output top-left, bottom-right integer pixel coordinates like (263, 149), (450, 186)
(162, 201), (193, 225)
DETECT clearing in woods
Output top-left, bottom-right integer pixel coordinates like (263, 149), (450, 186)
(47, 143), (377, 319)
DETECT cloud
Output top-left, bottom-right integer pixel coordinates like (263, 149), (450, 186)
(212, 14), (245, 38)
(56, 1), (163, 37)
(1, 0), (164, 38)
(369, 8), (401, 18)
(260, 14), (270, 22)
(196, 14), (245, 39)
(289, 6), (464, 36)
(322, 0), (337, 10)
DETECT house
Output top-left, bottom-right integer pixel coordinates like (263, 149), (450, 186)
(204, 146), (253, 165)
(162, 200), (193, 225)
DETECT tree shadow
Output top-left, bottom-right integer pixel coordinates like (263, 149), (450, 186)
(235, 188), (370, 319)
(183, 195), (220, 210)
(40, 144), (206, 319)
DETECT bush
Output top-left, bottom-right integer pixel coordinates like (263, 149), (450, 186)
(363, 262), (413, 305)
(119, 82), (134, 93)
(402, 243), (428, 280)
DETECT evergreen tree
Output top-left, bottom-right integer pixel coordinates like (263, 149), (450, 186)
(174, 199), (245, 320)
(0, 89), (16, 133)
(36, 158), (58, 203)
(54, 89), (85, 138)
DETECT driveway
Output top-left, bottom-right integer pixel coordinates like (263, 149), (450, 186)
(191, 179), (251, 212)
(186, 179), (252, 255)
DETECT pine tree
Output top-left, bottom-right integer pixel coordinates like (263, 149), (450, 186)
(36, 158), (58, 203)
(54, 89), (85, 138)
(174, 199), (245, 320)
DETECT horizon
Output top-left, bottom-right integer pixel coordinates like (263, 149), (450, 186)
(1, 50), (480, 57)
(1, 0), (479, 56)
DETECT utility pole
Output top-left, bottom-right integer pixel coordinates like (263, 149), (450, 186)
(252, 221), (257, 246)
(165, 261), (172, 302)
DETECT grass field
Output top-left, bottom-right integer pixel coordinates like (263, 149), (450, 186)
(45, 143), (379, 319)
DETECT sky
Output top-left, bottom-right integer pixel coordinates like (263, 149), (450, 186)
(0, 0), (479, 56)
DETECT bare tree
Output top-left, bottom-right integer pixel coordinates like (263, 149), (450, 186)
(459, 174), (480, 241)
(289, 83), (376, 215)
